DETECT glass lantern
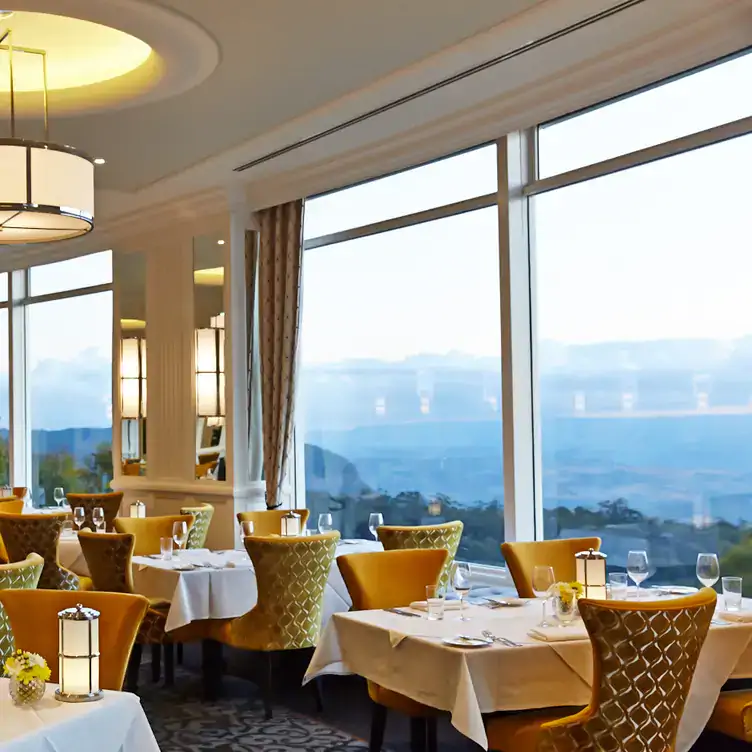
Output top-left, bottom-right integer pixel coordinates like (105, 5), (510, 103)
(129, 500), (146, 518)
(281, 510), (301, 536)
(55, 604), (103, 703)
(575, 549), (608, 600)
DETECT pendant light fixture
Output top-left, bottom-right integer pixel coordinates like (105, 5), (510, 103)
(0, 27), (94, 244)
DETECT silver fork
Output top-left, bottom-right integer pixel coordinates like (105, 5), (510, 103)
(482, 629), (521, 647)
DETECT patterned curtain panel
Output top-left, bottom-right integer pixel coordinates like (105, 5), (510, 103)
(255, 200), (304, 509)
(245, 229), (263, 484)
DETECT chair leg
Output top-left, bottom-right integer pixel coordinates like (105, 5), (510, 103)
(426, 717), (438, 752)
(369, 703), (387, 752)
(262, 652), (274, 720)
(176, 642), (183, 665)
(126, 644), (142, 693)
(150, 644), (161, 683)
(164, 643), (175, 687)
(410, 717), (427, 752)
(201, 639), (223, 701)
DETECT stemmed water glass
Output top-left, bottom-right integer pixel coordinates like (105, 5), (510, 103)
(318, 513), (333, 534)
(627, 550), (650, 599)
(53, 487), (65, 508)
(92, 507), (105, 533)
(532, 565), (556, 627)
(240, 520), (254, 538)
(368, 513), (383, 541)
(73, 507), (85, 532)
(697, 553), (720, 590)
(172, 520), (188, 557)
(452, 562), (472, 622)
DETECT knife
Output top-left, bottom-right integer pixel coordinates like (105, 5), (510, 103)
(384, 607), (421, 618)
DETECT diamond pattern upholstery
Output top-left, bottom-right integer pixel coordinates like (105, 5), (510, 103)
(67, 492), (123, 532)
(0, 511), (85, 590)
(486, 588), (717, 752)
(181, 503), (214, 549)
(377, 522), (463, 590)
(0, 553), (43, 666)
(113, 515), (194, 556)
(212, 532), (339, 652)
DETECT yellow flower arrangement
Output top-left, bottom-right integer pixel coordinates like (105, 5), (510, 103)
(4, 650), (51, 686)
(553, 581), (584, 605)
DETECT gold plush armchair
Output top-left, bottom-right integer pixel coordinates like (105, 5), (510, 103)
(0, 499), (23, 563)
(707, 690), (752, 742)
(338, 549), (449, 752)
(501, 537), (602, 598)
(0, 589), (148, 691)
(236, 508), (311, 537)
(114, 514), (194, 556)
(202, 532), (339, 718)
(486, 588), (717, 752)
(0, 511), (92, 591)
(66, 491), (123, 531)
(181, 502), (215, 549)
(0, 553), (43, 665)
(377, 521), (463, 590)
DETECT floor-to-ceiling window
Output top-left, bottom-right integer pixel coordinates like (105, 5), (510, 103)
(300, 146), (504, 563)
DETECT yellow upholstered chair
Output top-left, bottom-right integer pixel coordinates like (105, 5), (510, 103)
(0, 499), (23, 564)
(195, 461), (218, 479)
(707, 690), (752, 742)
(486, 588), (717, 752)
(377, 521), (463, 590)
(11, 487), (27, 501)
(0, 553), (43, 665)
(114, 514), (195, 556)
(0, 589), (148, 691)
(501, 537), (602, 598)
(236, 508), (311, 537)
(338, 549), (449, 752)
(0, 511), (92, 591)
(180, 503), (215, 549)
(66, 491), (123, 532)
(122, 461), (141, 477)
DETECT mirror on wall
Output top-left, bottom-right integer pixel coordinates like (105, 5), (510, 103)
(194, 234), (226, 481)
(116, 251), (147, 476)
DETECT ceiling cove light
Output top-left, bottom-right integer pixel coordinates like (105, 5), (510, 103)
(0, 27), (94, 245)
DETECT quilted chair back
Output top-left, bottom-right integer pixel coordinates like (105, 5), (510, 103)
(0, 553), (43, 665)
(180, 503), (215, 549)
(377, 521), (463, 590)
(78, 531), (135, 593)
(0, 511), (80, 590)
(236, 508), (311, 537)
(0, 499), (23, 563)
(66, 491), (123, 532)
(114, 514), (194, 556)
(537, 588), (717, 752)
(228, 532), (339, 651)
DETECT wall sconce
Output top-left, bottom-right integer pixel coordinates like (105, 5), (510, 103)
(196, 323), (225, 425)
(129, 500), (146, 518)
(575, 548), (608, 600)
(120, 337), (146, 460)
(55, 604), (102, 703)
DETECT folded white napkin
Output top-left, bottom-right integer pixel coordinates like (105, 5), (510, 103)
(409, 600), (463, 611)
(528, 625), (588, 642)
(716, 611), (752, 623)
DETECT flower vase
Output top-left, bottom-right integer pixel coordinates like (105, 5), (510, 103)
(9, 676), (46, 706)
(553, 594), (578, 625)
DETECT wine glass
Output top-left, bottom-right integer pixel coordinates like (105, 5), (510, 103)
(172, 520), (188, 557)
(73, 507), (85, 532)
(532, 565), (556, 627)
(368, 513), (383, 540)
(53, 487), (65, 508)
(92, 507), (105, 533)
(452, 561), (472, 622)
(697, 553), (720, 589)
(318, 513), (333, 534)
(627, 550), (650, 599)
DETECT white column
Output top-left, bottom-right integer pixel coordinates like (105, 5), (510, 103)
(8, 269), (29, 489)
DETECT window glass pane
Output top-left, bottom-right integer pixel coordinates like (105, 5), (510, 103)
(300, 208), (503, 564)
(538, 52), (752, 178)
(536, 133), (752, 587)
(0, 309), (9, 485)
(303, 145), (497, 240)
(28, 291), (112, 504)
(30, 250), (112, 297)
(0, 273), (8, 304)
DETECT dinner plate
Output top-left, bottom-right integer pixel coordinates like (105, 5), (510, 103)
(442, 636), (491, 649)
(485, 597), (528, 608)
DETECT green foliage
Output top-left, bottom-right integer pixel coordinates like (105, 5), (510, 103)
(36, 442), (112, 504)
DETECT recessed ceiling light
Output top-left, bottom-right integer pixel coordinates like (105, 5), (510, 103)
(217, 239), (225, 245)
(93, 157), (106, 165)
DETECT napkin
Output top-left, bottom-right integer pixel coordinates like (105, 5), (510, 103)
(409, 600), (462, 611)
(528, 625), (588, 642)
(716, 611), (752, 623)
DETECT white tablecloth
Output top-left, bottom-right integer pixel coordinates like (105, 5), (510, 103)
(305, 600), (752, 751)
(131, 540), (382, 632)
(0, 679), (159, 752)
(58, 534), (88, 576)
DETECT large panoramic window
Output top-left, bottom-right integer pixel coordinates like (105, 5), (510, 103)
(300, 195), (503, 564)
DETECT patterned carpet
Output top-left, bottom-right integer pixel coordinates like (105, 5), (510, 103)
(138, 667), (375, 752)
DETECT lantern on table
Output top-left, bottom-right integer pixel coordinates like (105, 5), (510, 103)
(281, 509), (301, 536)
(129, 500), (146, 518)
(575, 549), (607, 600)
(55, 604), (103, 703)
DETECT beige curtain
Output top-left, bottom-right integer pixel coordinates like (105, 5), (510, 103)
(254, 200), (304, 509)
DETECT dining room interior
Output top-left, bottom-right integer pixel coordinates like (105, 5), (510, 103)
(0, 1), (750, 751)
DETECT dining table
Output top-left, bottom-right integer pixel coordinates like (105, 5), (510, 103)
(0, 678), (160, 752)
(305, 597), (752, 751)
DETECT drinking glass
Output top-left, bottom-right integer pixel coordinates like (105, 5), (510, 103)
(697, 553), (721, 589)
(452, 562), (472, 621)
(172, 520), (188, 556)
(608, 572), (629, 600)
(532, 565), (556, 627)
(160, 537), (174, 561)
(368, 513), (383, 540)
(318, 513), (333, 534)
(722, 576), (743, 612)
(426, 585), (445, 621)
(92, 507), (105, 533)
(626, 550), (650, 598)
(60, 520), (74, 538)
(53, 487), (65, 508)
(240, 520), (255, 537)
(73, 507), (85, 532)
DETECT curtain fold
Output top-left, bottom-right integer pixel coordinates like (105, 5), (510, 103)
(254, 201), (304, 509)
(245, 229), (263, 484)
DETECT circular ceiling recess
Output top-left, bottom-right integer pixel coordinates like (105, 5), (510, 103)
(0, 1), (218, 117)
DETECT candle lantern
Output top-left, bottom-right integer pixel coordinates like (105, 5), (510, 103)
(575, 548), (608, 600)
(55, 604), (103, 703)
(281, 510), (301, 536)
(129, 500), (146, 518)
